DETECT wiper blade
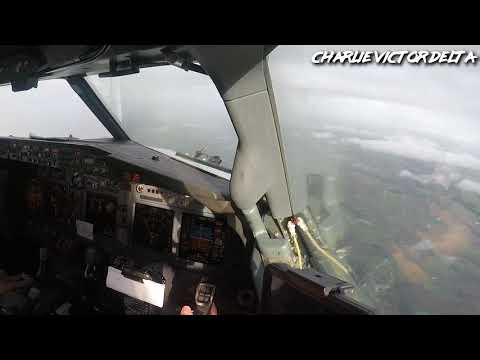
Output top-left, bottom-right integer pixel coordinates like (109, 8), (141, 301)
(29, 133), (79, 142)
(148, 146), (231, 180)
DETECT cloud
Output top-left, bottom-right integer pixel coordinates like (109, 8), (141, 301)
(399, 167), (461, 190)
(456, 179), (480, 195)
(345, 135), (480, 171)
(312, 131), (334, 139)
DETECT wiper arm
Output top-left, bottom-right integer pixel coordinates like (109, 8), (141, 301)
(176, 151), (231, 173)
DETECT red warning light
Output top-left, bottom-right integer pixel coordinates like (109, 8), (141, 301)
(131, 173), (141, 183)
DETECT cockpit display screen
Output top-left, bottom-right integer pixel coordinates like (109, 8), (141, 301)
(133, 203), (174, 253)
(179, 214), (225, 264)
(86, 193), (117, 238)
(190, 220), (215, 241)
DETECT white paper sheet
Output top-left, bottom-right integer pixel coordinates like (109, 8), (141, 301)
(106, 266), (165, 308)
(76, 220), (94, 240)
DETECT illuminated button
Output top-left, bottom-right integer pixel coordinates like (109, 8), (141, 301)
(131, 174), (141, 183)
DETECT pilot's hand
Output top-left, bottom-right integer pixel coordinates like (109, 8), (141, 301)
(180, 305), (194, 315)
(180, 303), (218, 315)
(209, 303), (218, 315)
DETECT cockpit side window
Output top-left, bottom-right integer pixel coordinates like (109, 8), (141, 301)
(268, 45), (480, 315)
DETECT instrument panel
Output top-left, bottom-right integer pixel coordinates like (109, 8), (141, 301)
(0, 139), (124, 194)
(0, 137), (230, 268)
(132, 183), (226, 265)
(133, 183), (211, 214)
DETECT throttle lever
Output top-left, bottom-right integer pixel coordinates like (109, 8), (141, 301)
(194, 278), (216, 315)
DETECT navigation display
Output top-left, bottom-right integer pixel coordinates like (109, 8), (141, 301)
(179, 214), (225, 264)
(133, 203), (174, 253)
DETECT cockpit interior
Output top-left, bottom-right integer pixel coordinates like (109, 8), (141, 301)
(0, 45), (373, 315)
(0, 137), (260, 314)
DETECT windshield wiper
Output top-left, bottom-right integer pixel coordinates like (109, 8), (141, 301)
(176, 147), (231, 173)
(29, 133), (79, 142)
(148, 146), (231, 180)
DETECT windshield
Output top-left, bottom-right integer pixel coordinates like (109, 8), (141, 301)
(0, 79), (112, 139)
(269, 45), (480, 314)
(86, 66), (237, 170)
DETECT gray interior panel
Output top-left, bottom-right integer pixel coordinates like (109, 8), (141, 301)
(189, 45), (292, 219)
(225, 93), (291, 218)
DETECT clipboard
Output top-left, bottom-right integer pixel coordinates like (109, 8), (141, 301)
(106, 266), (166, 308)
